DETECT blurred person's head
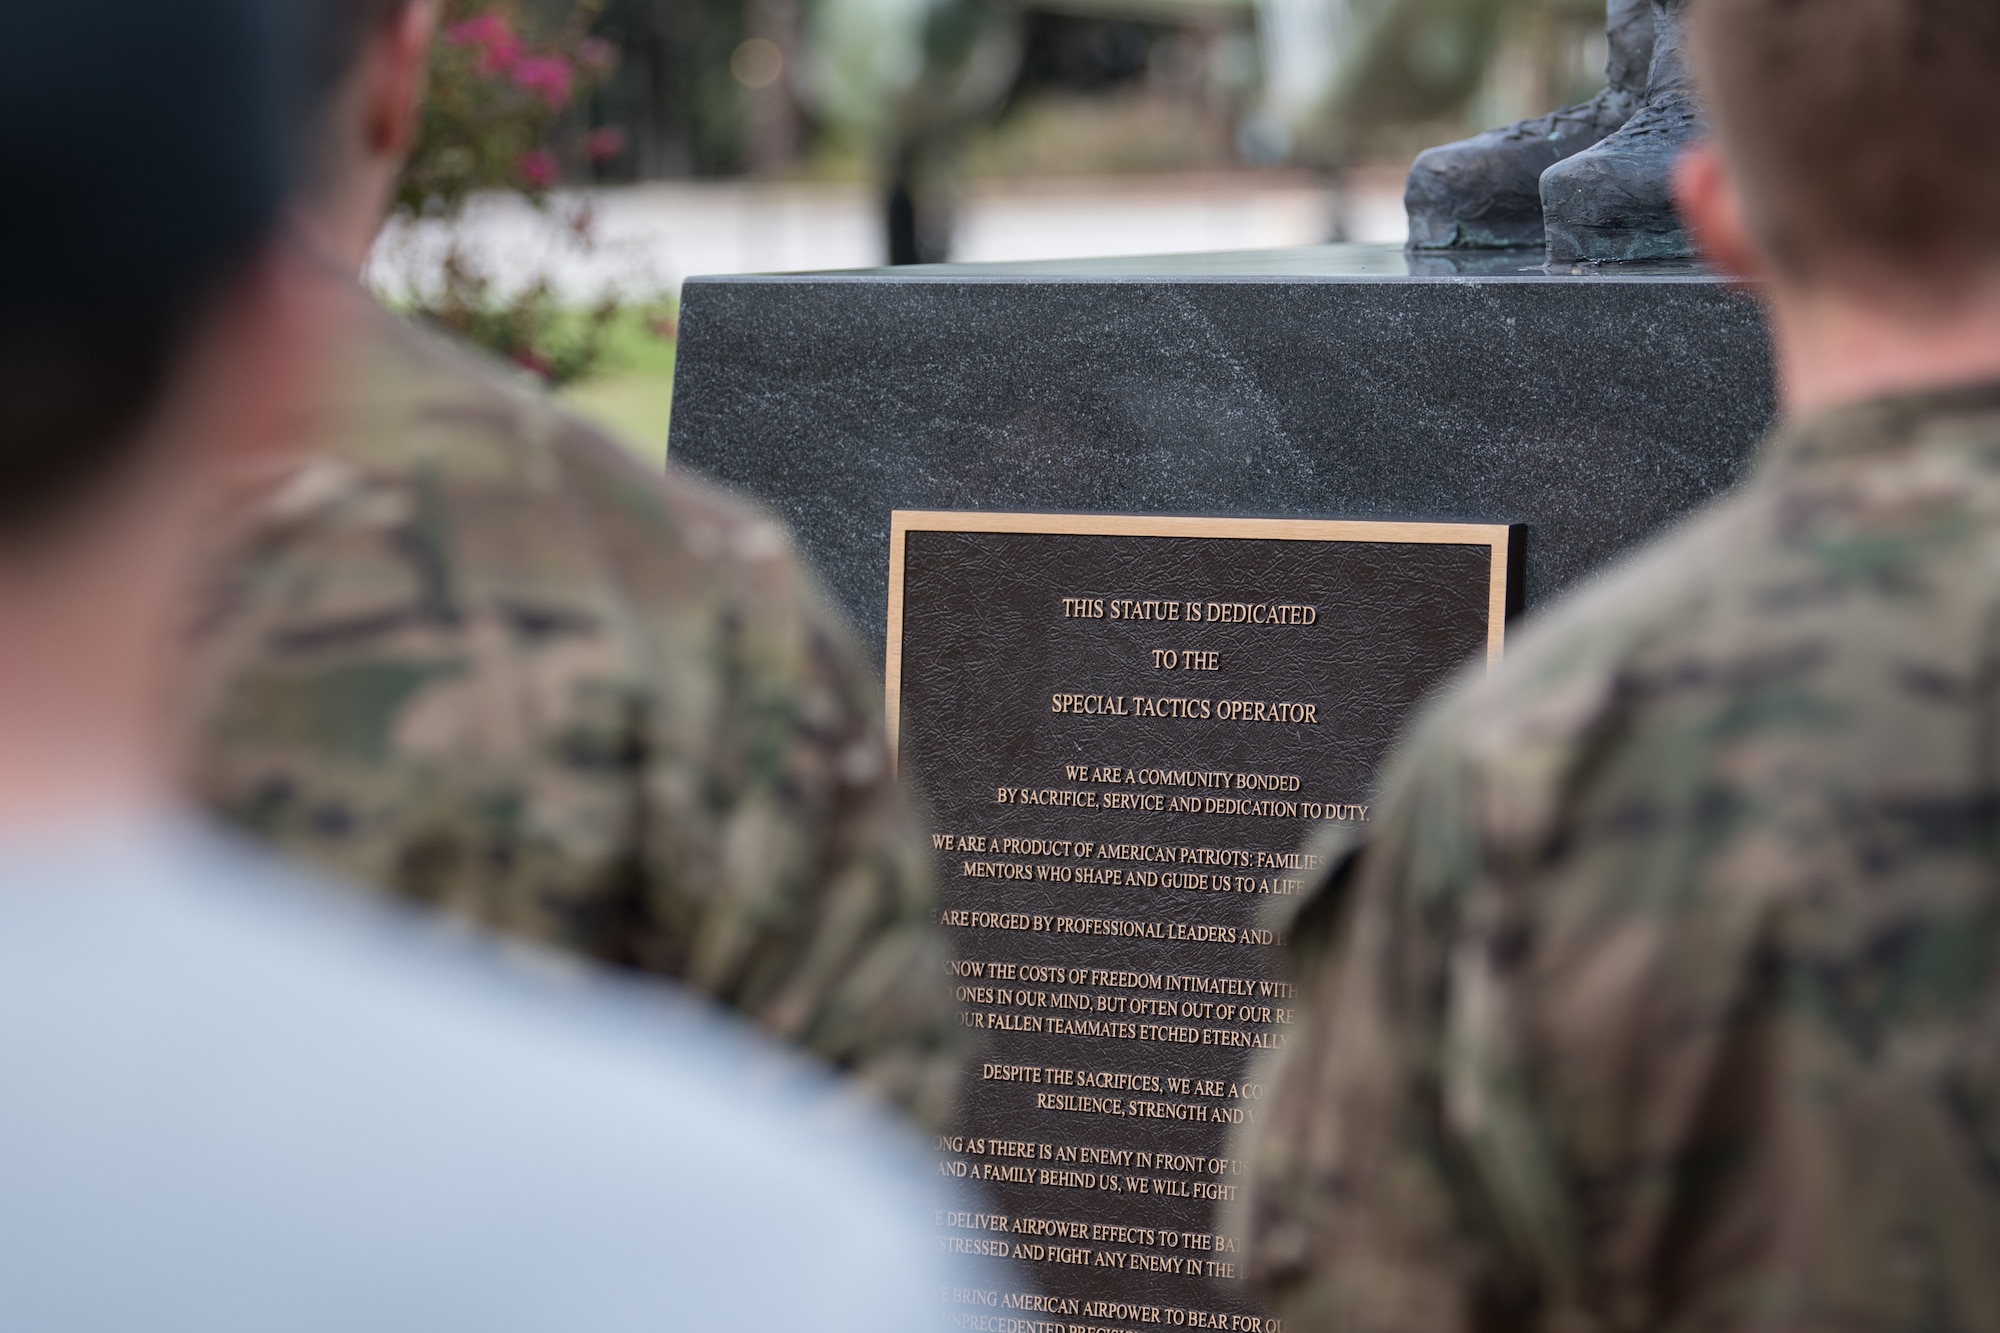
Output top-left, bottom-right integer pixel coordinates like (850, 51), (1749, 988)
(301, 0), (438, 268)
(1676, 0), (2000, 412)
(0, 0), (320, 817)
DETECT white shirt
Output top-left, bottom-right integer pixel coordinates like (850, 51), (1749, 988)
(0, 817), (969, 1331)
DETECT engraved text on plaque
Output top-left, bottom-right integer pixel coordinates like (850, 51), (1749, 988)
(890, 512), (1515, 1332)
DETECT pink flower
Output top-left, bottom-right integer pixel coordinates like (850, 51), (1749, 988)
(576, 37), (615, 72)
(584, 126), (626, 161)
(444, 12), (521, 73)
(443, 12), (508, 47)
(513, 347), (553, 379)
(479, 39), (522, 73)
(509, 54), (574, 109)
(517, 149), (558, 190)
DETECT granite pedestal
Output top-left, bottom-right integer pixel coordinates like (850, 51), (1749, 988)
(668, 243), (1777, 666)
(669, 243), (1776, 1329)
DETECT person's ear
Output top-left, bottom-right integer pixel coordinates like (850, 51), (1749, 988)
(365, 0), (440, 160)
(1674, 141), (1769, 283)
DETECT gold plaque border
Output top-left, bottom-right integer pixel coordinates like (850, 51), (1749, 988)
(884, 509), (1516, 765)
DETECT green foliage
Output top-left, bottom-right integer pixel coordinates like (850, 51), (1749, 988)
(385, 0), (663, 388)
(415, 251), (620, 387)
(557, 302), (679, 462)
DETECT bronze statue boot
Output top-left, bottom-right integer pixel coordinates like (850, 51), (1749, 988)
(1405, 0), (1654, 250)
(1540, 0), (1704, 262)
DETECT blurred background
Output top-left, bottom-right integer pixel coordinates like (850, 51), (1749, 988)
(375, 0), (1620, 456)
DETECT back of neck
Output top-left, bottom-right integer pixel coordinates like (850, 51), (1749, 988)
(0, 474), (191, 827)
(1774, 272), (2000, 417)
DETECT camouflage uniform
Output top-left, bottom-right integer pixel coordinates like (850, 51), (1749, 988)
(1240, 384), (2000, 1333)
(193, 296), (964, 1128)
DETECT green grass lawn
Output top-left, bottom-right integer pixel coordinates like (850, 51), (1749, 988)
(555, 305), (677, 467)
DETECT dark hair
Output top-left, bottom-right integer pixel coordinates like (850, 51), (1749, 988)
(0, 315), (192, 538)
(1692, 0), (2000, 283)
(0, 0), (303, 541)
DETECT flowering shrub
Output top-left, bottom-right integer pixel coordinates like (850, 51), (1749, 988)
(384, 1), (663, 387)
(395, 2), (616, 217)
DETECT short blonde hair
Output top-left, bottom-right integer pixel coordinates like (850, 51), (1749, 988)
(1691, 0), (2000, 282)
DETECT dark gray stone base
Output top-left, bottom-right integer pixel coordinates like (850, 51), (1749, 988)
(668, 244), (1776, 666)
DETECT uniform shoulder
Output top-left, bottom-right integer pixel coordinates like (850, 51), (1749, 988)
(1459, 391), (2000, 770)
(265, 301), (809, 587)
(1386, 483), (1776, 850)
(544, 399), (803, 574)
(1473, 490), (1762, 725)
(1472, 385), (2000, 735)
(323, 299), (560, 464)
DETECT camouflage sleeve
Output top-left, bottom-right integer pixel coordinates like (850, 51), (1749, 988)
(1238, 701), (1544, 1333)
(538, 432), (968, 1131)
(190, 311), (966, 1132)
(649, 552), (968, 1130)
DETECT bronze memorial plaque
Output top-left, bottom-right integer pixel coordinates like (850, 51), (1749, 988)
(889, 511), (1517, 1333)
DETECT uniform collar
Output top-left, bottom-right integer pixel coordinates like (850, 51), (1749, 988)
(1761, 378), (2000, 473)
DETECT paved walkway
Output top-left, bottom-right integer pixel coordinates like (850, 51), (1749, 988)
(369, 172), (1408, 301)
